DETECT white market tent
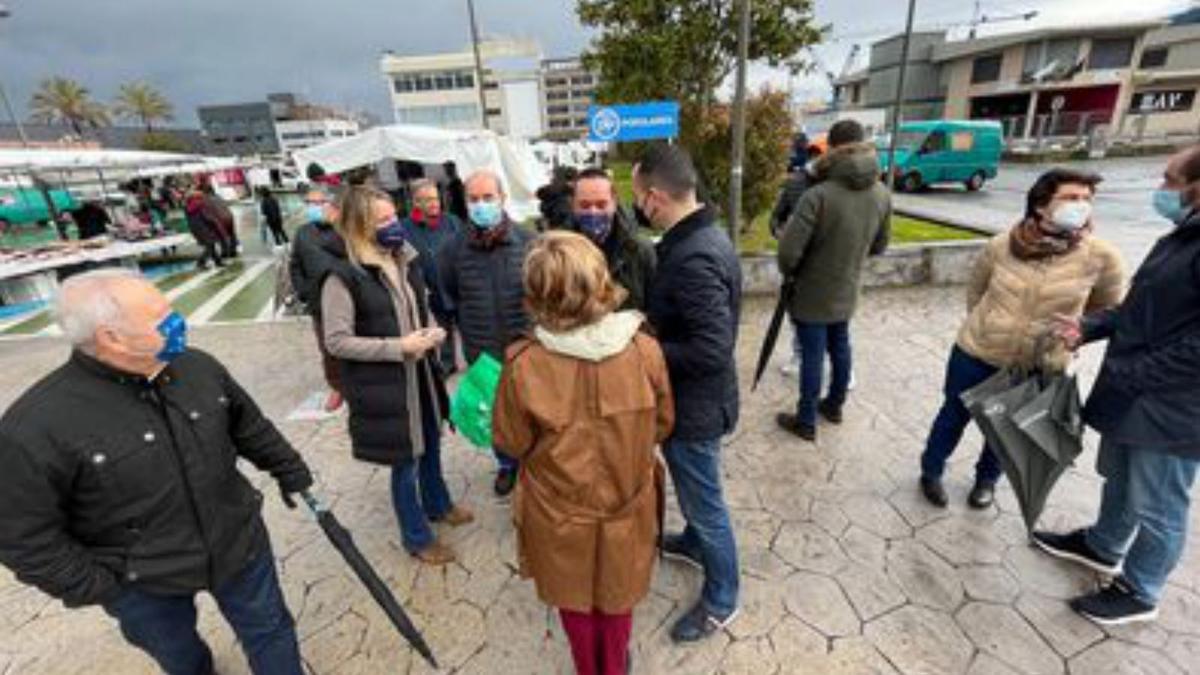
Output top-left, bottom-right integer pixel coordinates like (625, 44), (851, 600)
(292, 125), (551, 220)
(0, 148), (243, 185)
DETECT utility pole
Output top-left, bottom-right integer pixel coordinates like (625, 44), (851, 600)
(885, 0), (917, 192)
(728, 0), (751, 245)
(466, 0), (489, 130)
(0, 3), (28, 148)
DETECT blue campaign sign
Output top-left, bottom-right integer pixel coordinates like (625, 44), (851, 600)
(588, 101), (680, 143)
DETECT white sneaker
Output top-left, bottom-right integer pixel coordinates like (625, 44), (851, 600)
(780, 358), (800, 377)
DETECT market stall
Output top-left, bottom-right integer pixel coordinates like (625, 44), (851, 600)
(292, 125), (550, 220)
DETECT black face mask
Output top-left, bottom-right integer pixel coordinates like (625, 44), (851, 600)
(632, 204), (652, 230)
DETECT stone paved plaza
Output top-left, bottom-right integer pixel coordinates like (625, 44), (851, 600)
(1, 287), (1198, 674)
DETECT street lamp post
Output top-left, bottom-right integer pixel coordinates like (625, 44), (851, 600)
(728, 0), (751, 245)
(0, 3), (29, 148)
(465, 0), (489, 130)
(885, 0), (917, 191)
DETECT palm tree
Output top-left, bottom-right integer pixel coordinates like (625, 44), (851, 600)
(113, 82), (174, 132)
(29, 77), (110, 136)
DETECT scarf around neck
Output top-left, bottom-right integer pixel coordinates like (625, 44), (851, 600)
(1009, 217), (1087, 261)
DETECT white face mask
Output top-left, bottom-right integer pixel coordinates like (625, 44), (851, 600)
(1049, 201), (1092, 232)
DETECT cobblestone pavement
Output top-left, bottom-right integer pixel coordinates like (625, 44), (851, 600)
(1, 287), (1198, 675)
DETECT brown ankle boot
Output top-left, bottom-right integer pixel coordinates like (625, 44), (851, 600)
(440, 504), (475, 527)
(413, 541), (456, 566)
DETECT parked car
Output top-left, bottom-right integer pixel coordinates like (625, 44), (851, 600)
(0, 188), (78, 234)
(878, 120), (1003, 193)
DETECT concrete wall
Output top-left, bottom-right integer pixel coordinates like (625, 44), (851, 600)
(739, 240), (986, 296)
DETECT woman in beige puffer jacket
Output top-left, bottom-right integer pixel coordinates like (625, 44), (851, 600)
(919, 169), (1126, 510)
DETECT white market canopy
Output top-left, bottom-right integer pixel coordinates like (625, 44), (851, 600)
(292, 125), (551, 220)
(0, 149), (244, 182)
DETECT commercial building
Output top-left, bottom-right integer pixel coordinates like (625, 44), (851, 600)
(541, 57), (598, 141)
(197, 93), (359, 156)
(832, 10), (1200, 143)
(275, 118), (361, 154)
(380, 39), (544, 139)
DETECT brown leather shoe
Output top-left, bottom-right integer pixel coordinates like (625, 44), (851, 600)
(413, 541), (456, 566)
(440, 504), (475, 527)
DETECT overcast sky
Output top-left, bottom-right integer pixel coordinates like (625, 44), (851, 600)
(0, 0), (1192, 127)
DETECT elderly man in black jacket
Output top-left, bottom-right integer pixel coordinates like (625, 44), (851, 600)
(0, 269), (313, 675)
(1035, 144), (1200, 626)
(637, 144), (743, 644)
(438, 169), (534, 497)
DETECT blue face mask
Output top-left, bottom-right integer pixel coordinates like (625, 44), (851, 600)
(1152, 189), (1188, 225)
(375, 218), (406, 249)
(304, 204), (325, 223)
(155, 311), (188, 363)
(469, 201), (504, 230)
(574, 212), (613, 243)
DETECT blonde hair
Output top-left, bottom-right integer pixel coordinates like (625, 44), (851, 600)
(523, 231), (627, 332)
(335, 185), (393, 265)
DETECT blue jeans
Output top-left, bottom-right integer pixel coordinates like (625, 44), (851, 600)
(920, 345), (1003, 485)
(1086, 440), (1199, 604)
(102, 551), (301, 675)
(495, 449), (518, 472)
(662, 437), (739, 615)
(392, 402), (454, 553)
(794, 320), (852, 426)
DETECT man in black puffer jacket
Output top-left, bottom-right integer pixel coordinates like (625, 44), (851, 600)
(438, 169), (534, 496)
(0, 269), (312, 675)
(1035, 144), (1200, 627)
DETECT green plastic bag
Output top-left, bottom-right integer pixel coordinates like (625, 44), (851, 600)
(450, 353), (503, 450)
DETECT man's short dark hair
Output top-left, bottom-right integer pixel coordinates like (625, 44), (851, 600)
(1025, 168), (1102, 219)
(1180, 143), (1200, 183)
(634, 144), (698, 199)
(571, 167), (615, 194)
(828, 120), (865, 148)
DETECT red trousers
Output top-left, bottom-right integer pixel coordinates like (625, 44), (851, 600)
(559, 609), (632, 675)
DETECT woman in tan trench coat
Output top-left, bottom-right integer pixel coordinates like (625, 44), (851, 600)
(493, 231), (674, 675)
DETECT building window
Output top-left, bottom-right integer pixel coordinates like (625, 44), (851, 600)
(1089, 37), (1135, 70)
(394, 77), (414, 93)
(1024, 38), (1081, 80)
(483, 81), (499, 90)
(547, 91), (569, 101)
(1140, 47), (1168, 69)
(455, 72), (475, 88)
(395, 104), (480, 126)
(486, 107), (502, 117)
(852, 84), (862, 103)
(416, 74), (434, 91)
(435, 72), (456, 90)
(971, 54), (1003, 84)
(547, 105), (570, 115)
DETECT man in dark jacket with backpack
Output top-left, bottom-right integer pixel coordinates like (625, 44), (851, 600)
(0, 270), (313, 674)
(438, 169), (533, 497)
(1035, 144), (1200, 626)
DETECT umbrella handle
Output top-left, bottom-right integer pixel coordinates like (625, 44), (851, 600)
(300, 490), (328, 514)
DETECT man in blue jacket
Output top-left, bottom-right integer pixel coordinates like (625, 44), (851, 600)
(402, 178), (462, 373)
(1036, 144), (1200, 626)
(637, 144), (743, 643)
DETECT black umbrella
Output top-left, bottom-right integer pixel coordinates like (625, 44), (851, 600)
(301, 492), (439, 669)
(752, 279), (796, 392)
(961, 371), (1084, 531)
